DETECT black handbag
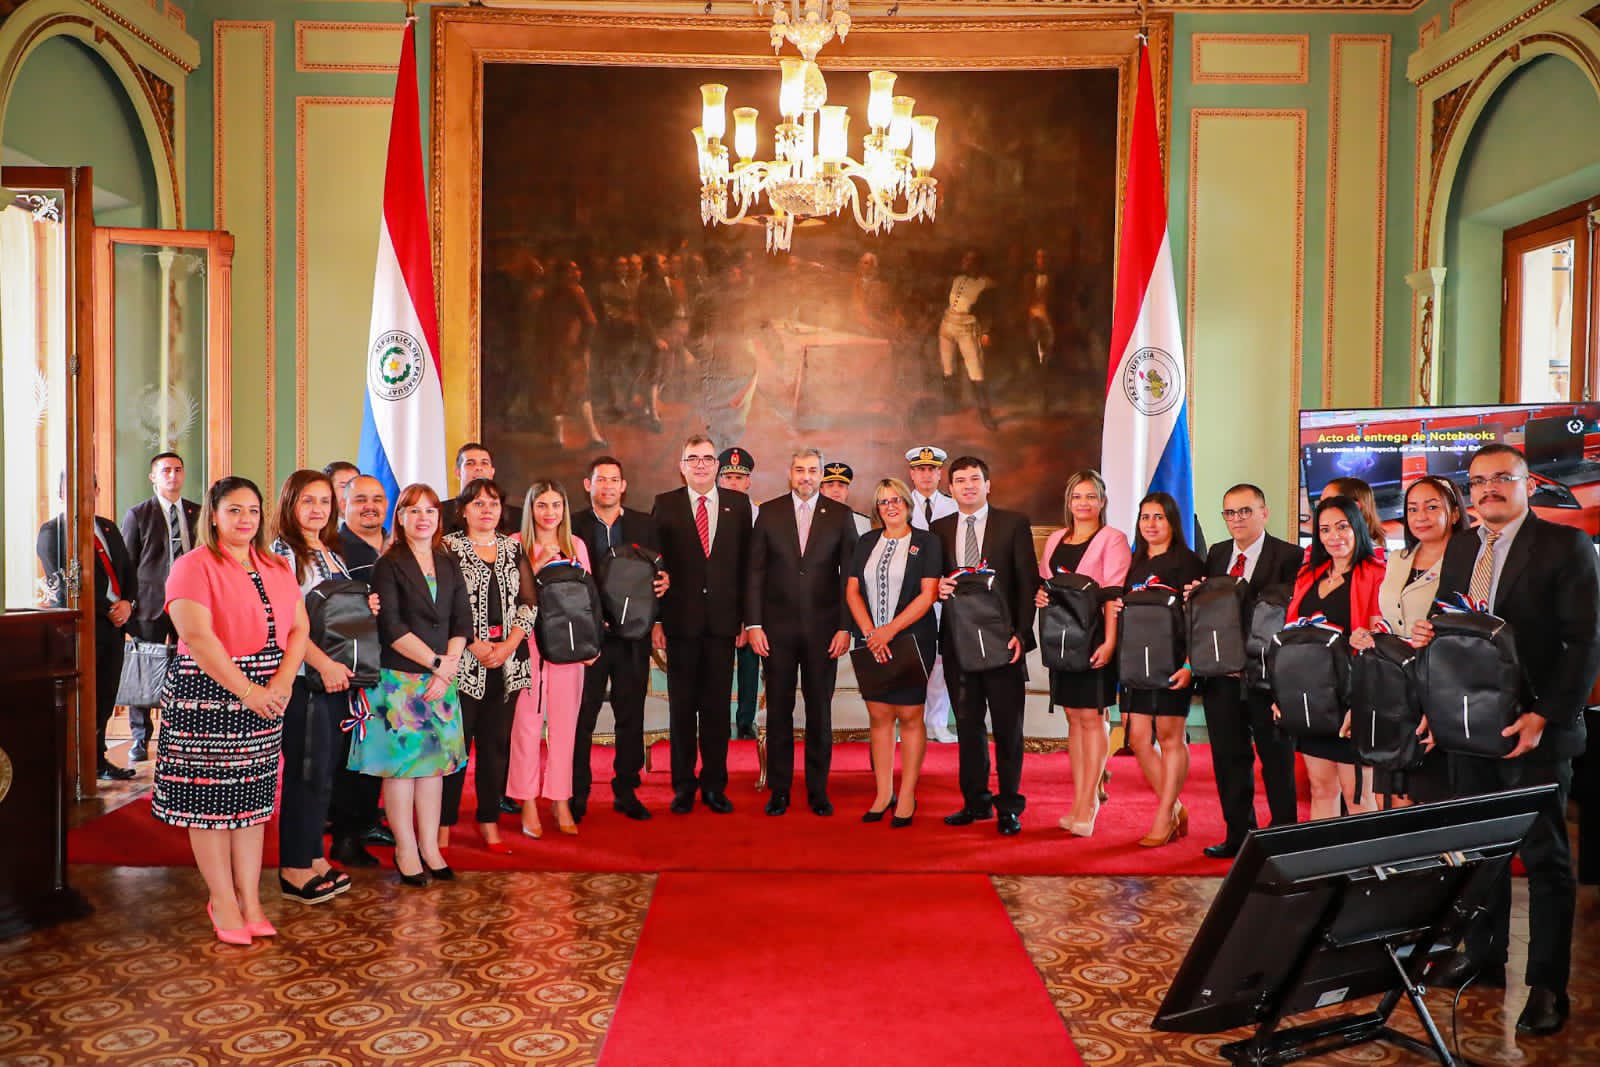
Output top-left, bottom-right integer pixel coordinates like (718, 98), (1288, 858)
(1037, 572), (1102, 672)
(115, 638), (173, 707)
(597, 543), (663, 641)
(943, 569), (1016, 673)
(1350, 631), (1424, 771)
(1187, 576), (1249, 677)
(1243, 585), (1292, 691)
(305, 578), (381, 691)
(1267, 619), (1350, 738)
(1118, 583), (1187, 690)
(850, 633), (928, 702)
(534, 559), (604, 664)
(1417, 598), (1521, 758)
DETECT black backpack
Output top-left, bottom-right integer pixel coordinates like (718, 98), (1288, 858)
(305, 578), (381, 691)
(1417, 603), (1521, 758)
(534, 559), (604, 664)
(1119, 584), (1186, 690)
(1349, 632), (1423, 771)
(1187, 576), (1249, 677)
(1243, 585), (1292, 690)
(1267, 622), (1350, 738)
(944, 569), (1016, 673)
(1037, 572), (1102, 672)
(597, 543), (663, 641)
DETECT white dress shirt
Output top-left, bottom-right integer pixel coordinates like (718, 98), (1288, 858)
(910, 489), (957, 532)
(955, 504), (991, 568)
(689, 486), (720, 547)
(1479, 508), (1529, 609)
(156, 493), (191, 553)
(1228, 530), (1267, 582)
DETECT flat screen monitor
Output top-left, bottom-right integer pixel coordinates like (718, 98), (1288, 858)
(1154, 786), (1551, 1037)
(1298, 403), (1600, 544)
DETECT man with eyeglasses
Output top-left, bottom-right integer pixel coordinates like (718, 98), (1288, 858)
(652, 434), (753, 814)
(1411, 443), (1600, 1037)
(1196, 483), (1302, 859)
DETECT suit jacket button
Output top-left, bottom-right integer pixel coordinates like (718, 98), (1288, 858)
(702, 587), (708, 594)
(799, 569), (807, 576)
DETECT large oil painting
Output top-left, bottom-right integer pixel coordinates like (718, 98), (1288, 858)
(479, 59), (1119, 519)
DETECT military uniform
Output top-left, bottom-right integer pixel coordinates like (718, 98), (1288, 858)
(906, 446), (958, 743)
(718, 447), (763, 739)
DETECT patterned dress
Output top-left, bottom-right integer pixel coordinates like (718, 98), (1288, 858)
(348, 576), (468, 778)
(151, 571), (285, 829)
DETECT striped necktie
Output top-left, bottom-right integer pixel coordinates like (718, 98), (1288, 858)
(1467, 529), (1501, 607)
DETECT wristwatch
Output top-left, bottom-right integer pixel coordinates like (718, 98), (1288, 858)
(431, 654), (443, 671)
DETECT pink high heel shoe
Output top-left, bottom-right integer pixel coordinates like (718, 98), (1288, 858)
(245, 918), (278, 938)
(207, 902), (252, 946)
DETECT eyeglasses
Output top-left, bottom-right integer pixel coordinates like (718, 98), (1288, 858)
(1221, 507), (1256, 521)
(877, 497), (906, 510)
(682, 455), (718, 466)
(1466, 473), (1524, 490)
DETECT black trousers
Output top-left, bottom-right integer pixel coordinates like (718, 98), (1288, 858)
(94, 627), (125, 765)
(330, 694), (383, 837)
(1201, 677), (1299, 840)
(280, 681), (340, 867)
(1449, 754), (1576, 992)
(666, 634), (734, 795)
(735, 645), (760, 731)
(442, 670), (517, 826)
(576, 635), (650, 802)
(946, 658), (1028, 816)
(762, 630), (838, 802)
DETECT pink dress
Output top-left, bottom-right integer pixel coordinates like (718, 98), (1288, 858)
(506, 538), (590, 802)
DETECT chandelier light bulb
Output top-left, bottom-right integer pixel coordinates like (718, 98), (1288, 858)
(779, 58), (805, 118)
(692, 125), (709, 173)
(889, 96), (915, 152)
(700, 83), (728, 141)
(867, 71), (896, 130)
(911, 114), (938, 172)
(733, 107), (759, 162)
(818, 105), (849, 162)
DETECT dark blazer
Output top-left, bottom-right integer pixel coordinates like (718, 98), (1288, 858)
(120, 495), (201, 642)
(1435, 514), (1600, 761)
(572, 506), (661, 564)
(371, 547), (473, 673)
(337, 524), (385, 584)
(37, 515), (136, 636)
(747, 493), (861, 637)
(1204, 532), (1302, 598)
(931, 506), (1039, 655)
(848, 528), (944, 656)
(652, 486), (753, 638)
(441, 498), (523, 539)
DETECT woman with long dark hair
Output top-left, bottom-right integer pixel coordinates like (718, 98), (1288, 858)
(1281, 495), (1386, 820)
(153, 476), (308, 944)
(1121, 491), (1205, 847)
(349, 483), (470, 885)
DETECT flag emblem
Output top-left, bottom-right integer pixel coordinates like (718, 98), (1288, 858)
(1122, 347), (1183, 416)
(370, 330), (426, 401)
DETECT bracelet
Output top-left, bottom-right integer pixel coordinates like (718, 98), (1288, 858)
(240, 682), (256, 702)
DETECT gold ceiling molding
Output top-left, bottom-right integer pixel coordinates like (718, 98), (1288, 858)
(464, 0), (1426, 12)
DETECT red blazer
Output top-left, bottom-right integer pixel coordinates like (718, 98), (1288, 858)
(1287, 556), (1385, 631)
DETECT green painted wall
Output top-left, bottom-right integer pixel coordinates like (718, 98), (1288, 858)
(2, 34), (158, 228)
(1441, 54), (1600, 404)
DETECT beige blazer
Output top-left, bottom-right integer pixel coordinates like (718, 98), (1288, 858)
(1375, 545), (1442, 640)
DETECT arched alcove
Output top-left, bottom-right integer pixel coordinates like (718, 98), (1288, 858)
(1439, 54), (1600, 403)
(2, 34), (158, 228)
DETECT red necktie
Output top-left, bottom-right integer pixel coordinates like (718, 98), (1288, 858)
(1229, 552), (1246, 579)
(695, 495), (711, 557)
(94, 535), (122, 600)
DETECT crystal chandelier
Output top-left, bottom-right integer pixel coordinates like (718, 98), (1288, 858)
(693, 0), (939, 253)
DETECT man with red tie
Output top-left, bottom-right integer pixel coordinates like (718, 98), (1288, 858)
(652, 434), (753, 814)
(1198, 483), (1302, 858)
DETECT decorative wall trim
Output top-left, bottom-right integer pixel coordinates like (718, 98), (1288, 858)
(1187, 108), (1306, 524)
(1324, 34), (1390, 407)
(295, 20), (404, 73)
(1413, 0), (1561, 84)
(1191, 33), (1308, 84)
(214, 21), (274, 490)
(295, 96), (392, 470)
(84, 0), (196, 72)
(1419, 15), (1441, 48)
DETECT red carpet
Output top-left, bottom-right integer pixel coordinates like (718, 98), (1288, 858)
(600, 872), (1082, 1066)
(71, 742), (1305, 875)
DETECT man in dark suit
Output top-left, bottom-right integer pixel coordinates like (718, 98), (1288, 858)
(652, 433), (753, 815)
(932, 455), (1038, 835)
(440, 442), (523, 536)
(1196, 482), (1303, 859)
(1414, 444), (1600, 1036)
(38, 477), (138, 781)
(746, 448), (859, 816)
(572, 456), (669, 823)
(119, 451), (200, 762)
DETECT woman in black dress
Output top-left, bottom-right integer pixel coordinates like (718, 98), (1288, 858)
(1119, 492), (1205, 847)
(845, 478), (943, 827)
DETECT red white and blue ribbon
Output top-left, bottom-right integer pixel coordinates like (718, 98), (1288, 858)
(1434, 593), (1488, 615)
(1129, 580), (1176, 593)
(1285, 612), (1342, 633)
(341, 688), (373, 740)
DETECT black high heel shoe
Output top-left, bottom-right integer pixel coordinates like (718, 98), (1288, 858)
(393, 856), (428, 888)
(422, 860), (455, 882)
(862, 795), (896, 824)
(891, 801), (917, 829)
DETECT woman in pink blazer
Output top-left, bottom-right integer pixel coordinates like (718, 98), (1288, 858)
(1034, 470), (1132, 837)
(507, 481), (595, 839)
